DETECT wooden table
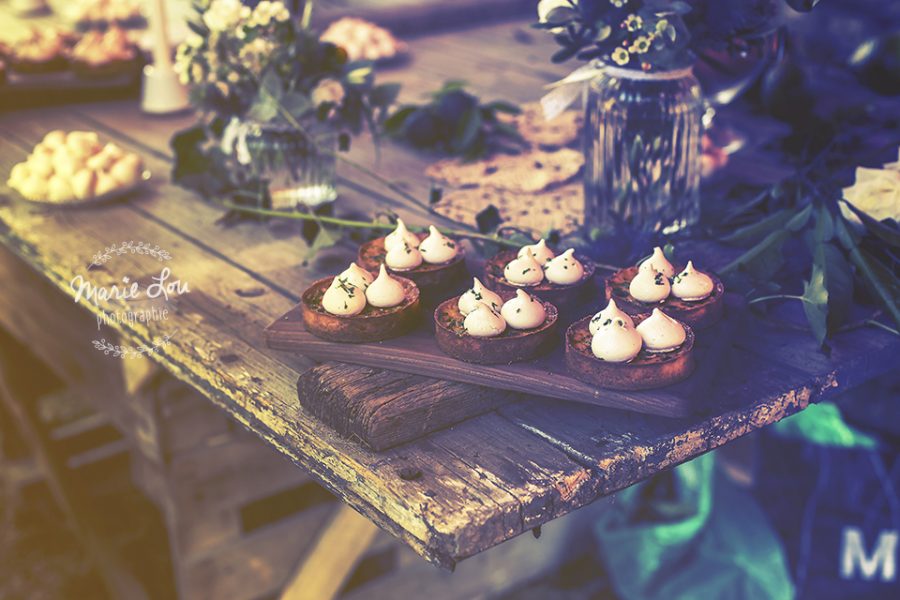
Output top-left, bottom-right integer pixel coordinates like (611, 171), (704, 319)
(0, 18), (897, 575)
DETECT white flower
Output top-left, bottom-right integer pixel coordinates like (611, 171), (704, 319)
(202, 0), (245, 32)
(312, 78), (345, 106)
(537, 0), (574, 23)
(841, 152), (900, 227)
(250, 1), (273, 27)
(248, 1), (289, 27)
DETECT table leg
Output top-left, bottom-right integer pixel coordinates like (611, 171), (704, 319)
(280, 503), (381, 600)
(0, 346), (149, 600)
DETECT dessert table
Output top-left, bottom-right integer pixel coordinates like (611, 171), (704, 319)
(0, 16), (897, 576)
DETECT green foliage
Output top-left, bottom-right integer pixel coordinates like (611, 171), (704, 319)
(384, 82), (526, 160)
(720, 172), (899, 346)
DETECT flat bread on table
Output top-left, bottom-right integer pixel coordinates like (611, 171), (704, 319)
(500, 102), (582, 148)
(425, 148), (584, 194)
(433, 183), (582, 235)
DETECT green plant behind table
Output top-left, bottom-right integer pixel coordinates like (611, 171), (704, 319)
(170, 0), (399, 206)
(714, 126), (900, 346)
(383, 81), (526, 160)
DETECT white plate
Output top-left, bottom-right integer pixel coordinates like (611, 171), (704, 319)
(15, 170), (152, 209)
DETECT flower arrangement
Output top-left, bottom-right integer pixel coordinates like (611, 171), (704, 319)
(171, 0), (401, 211)
(174, 0), (397, 135)
(535, 0), (787, 72)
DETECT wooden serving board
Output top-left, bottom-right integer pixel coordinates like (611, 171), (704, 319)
(267, 297), (739, 419)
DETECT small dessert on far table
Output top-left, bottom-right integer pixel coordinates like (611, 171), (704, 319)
(484, 239), (596, 310)
(320, 17), (407, 63)
(358, 220), (467, 295)
(566, 306), (695, 390)
(435, 290), (558, 364)
(301, 263), (420, 343)
(7, 130), (147, 204)
(605, 246), (725, 329)
(72, 0), (145, 29)
(6, 28), (71, 74)
(69, 26), (139, 79)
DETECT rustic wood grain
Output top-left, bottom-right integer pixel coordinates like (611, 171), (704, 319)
(1, 19), (897, 572)
(270, 303), (709, 417)
(298, 364), (515, 450)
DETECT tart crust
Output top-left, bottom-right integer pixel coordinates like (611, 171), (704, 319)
(357, 233), (466, 291)
(434, 294), (558, 364)
(605, 266), (725, 329)
(483, 249), (596, 310)
(565, 314), (695, 390)
(301, 276), (420, 343)
(71, 55), (140, 80)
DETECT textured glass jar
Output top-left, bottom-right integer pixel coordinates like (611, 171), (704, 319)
(244, 122), (338, 209)
(583, 64), (703, 235)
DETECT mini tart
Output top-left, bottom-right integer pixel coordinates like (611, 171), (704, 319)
(565, 313), (695, 390)
(434, 294), (558, 364)
(484, 249), (595, 310)
(301, 276), (420, 343)
(69, 28), (140, 80)
(7, 30), (71, 74)
(358, 232), (466, 292)
(605, 265), (725, 329)
(70, 51), (140, 79)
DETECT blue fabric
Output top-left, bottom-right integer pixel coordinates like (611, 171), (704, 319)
(754, 429), (900, 599)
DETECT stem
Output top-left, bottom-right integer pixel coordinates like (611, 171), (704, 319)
(300, 0), (313, 29)
(866, 319), (900, 337)
(748, 294), (810, 305)
(222, 201), (521, 247)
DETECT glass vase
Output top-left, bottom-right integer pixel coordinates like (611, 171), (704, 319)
(583, 64), (703, 236)
(243, 122), (338, 210)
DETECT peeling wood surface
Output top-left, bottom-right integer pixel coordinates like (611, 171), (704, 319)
(0, 19), (898, 570)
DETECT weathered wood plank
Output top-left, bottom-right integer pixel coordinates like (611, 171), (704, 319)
(297, 364), (514, 451)
(1, 17), (896, 571)
(0, 135), (605, 566)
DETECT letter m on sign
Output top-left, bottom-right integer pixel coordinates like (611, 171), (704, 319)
(840, 527), (898, 582)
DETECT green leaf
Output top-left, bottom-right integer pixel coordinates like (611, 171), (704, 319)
(305, 226), (338, 260)
(370, 83), (401, 107)
(451, 108), (482, 153)
(840, 200), (900, 248)
(594, 23), (612, 43)
(247, 94), (279, 122)
(259, 70), (284, 101)
(281, 92), (312, 118)
(786, 203), (814, 231)
(802, 261), (829, 346)
(835, 215), (900, 329)
(383, 106), (417, 135)
(813, 204), (834, 242)
(429, 185), (443, 205)
(821, 243), (853, 331)
(552, 46), (579, 63)
(720, 208), (794, 246)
